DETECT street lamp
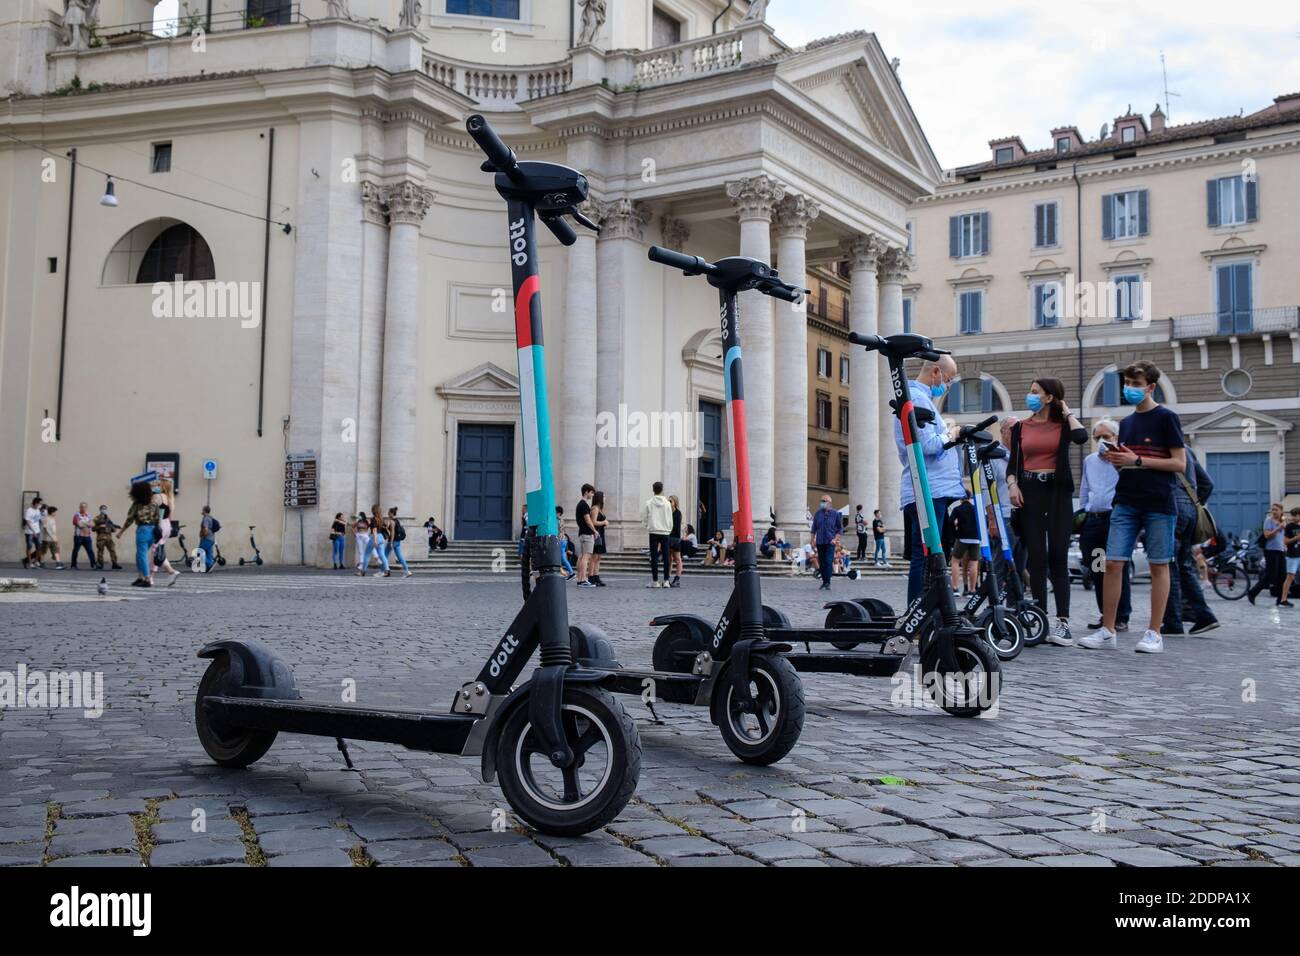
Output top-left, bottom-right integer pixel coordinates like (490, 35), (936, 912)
(99, 176), (118, 207)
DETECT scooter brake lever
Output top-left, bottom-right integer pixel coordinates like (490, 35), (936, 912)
(571, 208), (600, 233)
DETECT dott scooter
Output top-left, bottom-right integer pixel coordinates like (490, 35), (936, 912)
(566, 248), (807, 765)
(947, 416), (1023, 660)
(191, 114), (641, 836)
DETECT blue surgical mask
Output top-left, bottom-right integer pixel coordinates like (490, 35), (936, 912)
(1026, 394), (1043, 413)
(930, 382), (947, 399)
(1122, 386), (1146, 405)
(820, 501), (829, 511)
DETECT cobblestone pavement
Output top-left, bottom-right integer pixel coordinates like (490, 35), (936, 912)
(2, 564), (1299, 867)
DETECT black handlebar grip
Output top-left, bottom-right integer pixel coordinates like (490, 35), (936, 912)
(769, 285), (801, 303)
(920, 350), (942, 362)
(975, 415), (998, 432)
(847, 332), (885, 351)
(466, 114), (518, 175)
(648, 245), (709, 273)
(542, 215), (577, 247)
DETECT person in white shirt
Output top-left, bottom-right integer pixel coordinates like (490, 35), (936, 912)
(23, 497), (44, 569)
(641, 481), (674, 587)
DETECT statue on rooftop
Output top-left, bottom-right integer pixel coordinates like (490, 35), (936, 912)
(398, 0), (422, 29)
(578, 0), (605, 45)
(741, 0), (769, 21)
(58, 0), (92, 51)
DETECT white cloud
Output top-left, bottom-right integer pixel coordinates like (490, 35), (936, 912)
(767, 0), (1300, 168)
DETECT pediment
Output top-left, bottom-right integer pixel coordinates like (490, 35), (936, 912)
(1184, 402), (1293, 435)
(436, 362), (519, 400)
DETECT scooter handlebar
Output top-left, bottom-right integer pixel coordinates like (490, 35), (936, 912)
(541, 214), (577, 247)
(466, 114), (520, 180)
(942, 415), (1001, 449)
(847, 332), (886, 351)
(648, 245), (713, 275)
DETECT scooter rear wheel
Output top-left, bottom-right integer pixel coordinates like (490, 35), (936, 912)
(652, 621), (704, 674)
(715, 654), (804, 765)
(495, 686), (641, 836)
(194, 657), (277, 768)
(976, 607), (1024, 661)
(1017, 604), (1050, 646)
(919, 635), (1001, 718)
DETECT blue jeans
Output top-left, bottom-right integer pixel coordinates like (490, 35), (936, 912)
(386, 538), (410, 573)
(364, 532), (390, 572)
(331, 535), (345, 566)
(816, 542), (834, 586)
(1163, 511), (1215, 632)
(1106, 504), (1175, 564)
(873, 537), (887, 564)
(199, 537), (215, 570)
(903, 496), (955, 605)
(1079, 512), (1130, 624)
(135, 525), (154, 578)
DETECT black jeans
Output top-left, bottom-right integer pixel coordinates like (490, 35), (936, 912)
(1078, 511), (1131, 624)
(816, 542), (835, 586)
(649, 533), (671, 581)
(1250, 550), (1286, 602)
(1163, 511), (1216, 632)
(856, 532), (868, 560)
(903, 496), (955, 605)
(1018, 477), (1074, 619)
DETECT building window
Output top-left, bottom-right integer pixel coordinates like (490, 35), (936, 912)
(1113, 273), (1143, 322)
(1032, 280), (1062, 329)
(1100, 369), (1167, 407)
(103, 219), (216, 285)
(1033, 201), (1059, 248)
(1216, 261), (1254, 334)
(839, 401), (849, 435)
(994, 146), (1014, 165)
(1102, 189), (1149, 240)
(446, 0), (521, 17)
(816, 393), (832, 430)
(949, 212), (990, 258)
(651, 6), (681, 46)
(817, 348), (831, 378)
(958, 289), (983, 335)
(1121, 125), (1137, 143)
(839, 355), (850, 385)
(246, 0), (293, 25)
(943, 376), (1004, 415)
(817, 286), (828, 317)
(1222, 368), (1252, 398)
(902, 297), (913, 333)
(816, 448), (829, 486)
(151, 142), (172, 174)
(1056, 137), (1070, 153)
(839, 455), (849, 491)
(1208, 175), (1258, 227)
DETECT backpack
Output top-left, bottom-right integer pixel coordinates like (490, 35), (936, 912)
(208, 517), (221, 535)
(394, 518), (406, 542)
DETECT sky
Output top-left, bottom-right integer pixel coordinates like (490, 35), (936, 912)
(765, 0), (1300, 168)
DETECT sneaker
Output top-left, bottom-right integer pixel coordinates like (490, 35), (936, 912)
(372, 572), (385, 577)
(1279, 601), (1295, 608)
(1087, 619), (1103, 629)
(646, 581), (658, 589)
(577, 581), (596, 588)
(565, 572), (576, 581)
(1135, 630), (1164, 654)
(130, 578), (145, 588)
(594, 577), (606, 588)
(670, 579), (681, 588)
(404, 571), (413, 578)
(1046, 620), (1074, 647)
(168, 571), (181, 588)
(1188, 618), (1220, 635)
(1115, 621), (1130, 633)
(1077, 627), (1117, 650)
(111, 564), (122, 570)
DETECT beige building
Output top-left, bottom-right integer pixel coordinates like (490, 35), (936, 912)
(805, 263), (850, 513)
(1, 0), (943, 564)
(905, 95), (1300, 538)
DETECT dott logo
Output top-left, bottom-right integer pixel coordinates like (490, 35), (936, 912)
(489, 634), (521, 677)
(509, 218), (529, 267)
(713, 615), (729, 649)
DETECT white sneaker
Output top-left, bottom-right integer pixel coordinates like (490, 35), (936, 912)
(1077, 627), (1117, 650)
(403, 571), (413, 578)
(1134, 630), (1164, 654)
(1046, 620), (1074, 646)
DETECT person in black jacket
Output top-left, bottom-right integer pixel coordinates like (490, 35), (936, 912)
(1007, 378), (1088, 645)
(1161, 448), (1219, 635)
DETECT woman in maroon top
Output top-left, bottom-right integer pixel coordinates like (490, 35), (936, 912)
(1008, 377), (1087, 646)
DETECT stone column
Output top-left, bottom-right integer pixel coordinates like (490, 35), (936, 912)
(772, 194), (819, 543)
(844, 233), (885, 523)
(559, 200), (601, 509)
(726, 175), (784, 531)
(876, 246), (914, 535)
(356, 181), (389, 514)
(659, 215), (691, 509)
(594, 198), (649, 551)
(378, 179), (435, 517)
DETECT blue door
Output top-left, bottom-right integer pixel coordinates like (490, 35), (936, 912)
(1205, 451), (1270, 541)
(455, 423), (514, 540)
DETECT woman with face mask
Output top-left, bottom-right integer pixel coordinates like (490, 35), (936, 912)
(1007, 377), (1087, 645)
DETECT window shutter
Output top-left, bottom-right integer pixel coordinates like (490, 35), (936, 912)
(1206, 179), (1220, 228)
(1137, 189), (1149, 235)
(1102, 194), (1114, 240)
(980, 211), (991, 255)
(972, 292), (982, 332)
(981, 377), (993, 413)
(1216, 265), (1234, 335)
(1102, 370), (1119, 406)
(1046, 202), (1058, 246)
(1034, 204), (1044, 248)
(1246, 178), (1258, 222)
(949, 216), (960, 258)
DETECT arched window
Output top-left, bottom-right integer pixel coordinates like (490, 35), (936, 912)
(942, 374), (1007, 415)
(1088, 366), (1168, 409)
(102, 218), (215, 285)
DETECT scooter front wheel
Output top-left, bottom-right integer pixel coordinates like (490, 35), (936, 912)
(495, 686), (641, 837)
(919, 635), (1001, 718)
(715, 654), (805, 765)
(1017, 604), (1049, 646)
(976, 608), (1024, 661)
(194, 657), (277, 768)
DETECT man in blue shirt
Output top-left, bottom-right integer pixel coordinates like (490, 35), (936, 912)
(894, 355), (965, 604)
(810, 494), (842, 591)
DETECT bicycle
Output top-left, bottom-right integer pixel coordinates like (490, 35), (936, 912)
(1207, 535), (1253, 600)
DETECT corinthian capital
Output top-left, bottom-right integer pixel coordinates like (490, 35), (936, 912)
(726, 175), (785, 222)
(380, 180), (436, 225)
(360, 180), (388, 225)
(595, 198), (649, 241)
(878, 246), (914, 283)
(841, 233), (887, 271)
(773, 194), (820, 238)
(660, 215), (691, 251)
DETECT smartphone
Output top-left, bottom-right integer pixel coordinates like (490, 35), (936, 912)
(1097, 439), (1115, 455)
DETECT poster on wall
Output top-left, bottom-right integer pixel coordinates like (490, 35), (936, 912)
(144, 453), (181, 493)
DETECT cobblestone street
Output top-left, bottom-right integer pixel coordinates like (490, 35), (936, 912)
(3, 566), (1299, 867)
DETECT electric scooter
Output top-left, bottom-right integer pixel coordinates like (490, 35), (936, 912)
(638, 253), (1001, 717)
(566, 249), (807, 765)
(238, 525), (264, 566)
(946, 417), (1023, 660)
(191, 114), (642, 836)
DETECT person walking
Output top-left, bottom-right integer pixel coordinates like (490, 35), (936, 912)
(71, 502), (97, 570)
(117, 481), (159, 587)
(329, 512), (347, 569)
(1078, 419), (1132, 632)
(893, 354), (966, 604)
(199, 505), (221, 571)
(854, 505), (868, 561)
(364, 505), (392, 577)
(871, 510), (887, 567)
(40, 506), (66, 570)
(1006, 377), (1087, 645)
(590, 491), (608, 587)
(93, 505), (121, 570)
(575, 484), (597, 588)
(1161, 447), (1219, 635)
(385, 507), (413, 577)
(152, 493), (181, 587)
(22, 497), (43, 569)
(1277, 507), (1300, 608)
(1249, 503), (1289, 605)
(641, 481), (673, 588)
(554, 506), (575, 579)
(667, 494), (685, 587)
(354, 514), (372, 576)
(1079, 361), (1186, 654)
(810, 494), (841, 591)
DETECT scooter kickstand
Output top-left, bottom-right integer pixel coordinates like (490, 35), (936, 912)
(335, 737), (357, 771)
(644, 699), (664, 725)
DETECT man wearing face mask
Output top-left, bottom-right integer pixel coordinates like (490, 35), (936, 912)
(894, 354), (966, 604)
(810, 494), (842, 590)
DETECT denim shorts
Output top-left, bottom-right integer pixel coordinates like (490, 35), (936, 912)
(1287, 556), (1300, 575)
(1106, 503), (1176, 564)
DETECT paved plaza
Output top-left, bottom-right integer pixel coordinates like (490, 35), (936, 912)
(2, 565), (1299, 867)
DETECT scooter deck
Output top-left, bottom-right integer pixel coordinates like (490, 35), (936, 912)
(769, 625), (894, 644)
(784, 650), (908, 677)
(575, 665), (705, 706)
(203, 696), (478, 753)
